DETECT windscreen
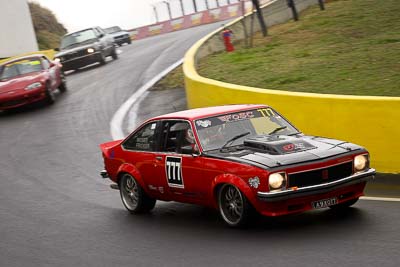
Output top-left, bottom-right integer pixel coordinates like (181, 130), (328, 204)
(194, 108), (299, 151)
(60, 29), (97, 50)
(0, 58), (43, 81)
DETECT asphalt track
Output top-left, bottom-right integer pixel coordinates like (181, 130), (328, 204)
(1, 23), (399, 267)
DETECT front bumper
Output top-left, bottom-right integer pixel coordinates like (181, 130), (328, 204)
(257, 168), (375, 202)
(0, 88), (46, 110)
(61, 52), (101, 70)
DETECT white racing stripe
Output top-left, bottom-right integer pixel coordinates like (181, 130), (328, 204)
(361, 196), (400, 202)
(110, 58), (183, 140)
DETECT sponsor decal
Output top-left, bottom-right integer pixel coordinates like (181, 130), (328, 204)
(165, 156), (184, 188)
(191, 13), (203, 25)
(196, 120), (212, 128)
(228, 6), (239, 17)
(248, 176), (260, 189)
(210, 9), (221, 19)
(282, 142), (310, 152)
(149, 25), (163, 35)
(282, 143), (295, 151)
(171, 18), (183, 30)
(218, 111), (254, 122)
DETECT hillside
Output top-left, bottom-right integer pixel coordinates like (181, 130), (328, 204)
(28, 2), (67, 50)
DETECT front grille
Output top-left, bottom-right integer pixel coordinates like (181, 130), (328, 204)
(287, 161), (353, 188)
(63, 49), (88, 61)
(0, 99), (25, 108)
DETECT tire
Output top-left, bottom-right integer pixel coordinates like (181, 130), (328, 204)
(218, 184), (251, 227)
(58, 72), (67, 93)
(45, 83), (55, 105)
(119, 173), (156, 214)
(111, 46), (118, 60)
(99, 52), (106, 65)
(329, 197), (359, 210)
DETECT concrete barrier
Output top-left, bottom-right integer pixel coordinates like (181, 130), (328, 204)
(183, 0), (400, 174)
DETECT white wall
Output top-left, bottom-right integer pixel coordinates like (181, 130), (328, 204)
(0, 0), (38, 58)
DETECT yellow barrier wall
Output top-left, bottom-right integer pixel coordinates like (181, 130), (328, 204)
(0, 49), (55, 64)
(184, 21), (400, 174)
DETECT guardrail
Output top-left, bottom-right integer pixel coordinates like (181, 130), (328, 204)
(127, 1), (265, 41)
(183, 0), (400, 174)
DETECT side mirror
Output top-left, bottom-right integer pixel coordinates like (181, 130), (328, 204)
(98, 33), (104, 38)
(54, 48), (60, 52)
(181, 145), (199, 156)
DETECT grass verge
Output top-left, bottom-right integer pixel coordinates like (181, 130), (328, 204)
(195, 0), (400, 96)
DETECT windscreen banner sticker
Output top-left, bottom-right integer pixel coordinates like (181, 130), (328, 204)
(195, 109), (280, 129)
(165, 156), (184, 188)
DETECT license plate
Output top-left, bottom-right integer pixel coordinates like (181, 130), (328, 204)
(311, 197), (338, 209)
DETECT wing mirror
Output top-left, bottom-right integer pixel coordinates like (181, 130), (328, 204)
(181, 145), (199, 156)
(54, 48), (60, 52)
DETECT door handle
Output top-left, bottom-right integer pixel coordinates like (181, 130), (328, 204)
(155, 156), (162, 161)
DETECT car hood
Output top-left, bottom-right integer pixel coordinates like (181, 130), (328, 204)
(56, 43), (98, 57)
(108, 31), (129, 38)
(0, 72), (43, 93)
(204, 135), (363, 169)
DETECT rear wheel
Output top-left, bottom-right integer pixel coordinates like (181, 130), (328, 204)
(119, 173), (156, 214)
(218, 184), (251, 227)
(330, 197), (359, 210)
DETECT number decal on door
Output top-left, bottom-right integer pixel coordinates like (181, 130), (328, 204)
(165, 156), (184, 188)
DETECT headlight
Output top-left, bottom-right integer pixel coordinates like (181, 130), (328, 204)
(25, 82), (42, 90)
(354, 154), (369, 172)
(87, 48), (95, 53)
(269, 172), (287, 191)
(54, 57), (61, 63)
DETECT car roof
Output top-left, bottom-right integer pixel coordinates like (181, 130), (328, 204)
(152, 104), (269, 121)
(1, 54), (46, 66)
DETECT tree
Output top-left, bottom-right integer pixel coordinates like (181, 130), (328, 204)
(28, 2), (67, 50)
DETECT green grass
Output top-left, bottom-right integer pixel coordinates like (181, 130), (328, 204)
(196, 0), (400, 96)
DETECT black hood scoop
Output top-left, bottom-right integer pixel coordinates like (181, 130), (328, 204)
(243, 135), (317, 155)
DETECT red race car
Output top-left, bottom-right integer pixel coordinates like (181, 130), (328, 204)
(0, 54), (67, 111)
(100, 104), (375, 227)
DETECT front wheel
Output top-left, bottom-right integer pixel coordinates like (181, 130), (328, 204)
(218, 184), (251, 227)
(58, 72), (67, 93)
(99, 52), (106, 65)
(119, 173), (156, 214)
(45, 84), (55, 105)
(111, 47), (118, 60)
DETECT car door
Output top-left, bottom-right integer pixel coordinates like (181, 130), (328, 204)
(154, 120), (206, 204)
(121, 121), (170, 198)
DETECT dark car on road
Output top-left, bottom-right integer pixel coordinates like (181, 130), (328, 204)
(104, 26), (132, 46)
(0, 54), (66, 110)
(55, 27), (118, 71)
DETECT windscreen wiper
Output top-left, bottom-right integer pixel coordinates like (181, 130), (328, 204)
(268, 126), (287, 135)
(220, 131), (251, 152)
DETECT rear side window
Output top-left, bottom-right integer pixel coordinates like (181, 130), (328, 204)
(123, 122), (157, 151)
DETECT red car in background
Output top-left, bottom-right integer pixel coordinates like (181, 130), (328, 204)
(100, 105), (375, 227)
(0, 54), (67, 111)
